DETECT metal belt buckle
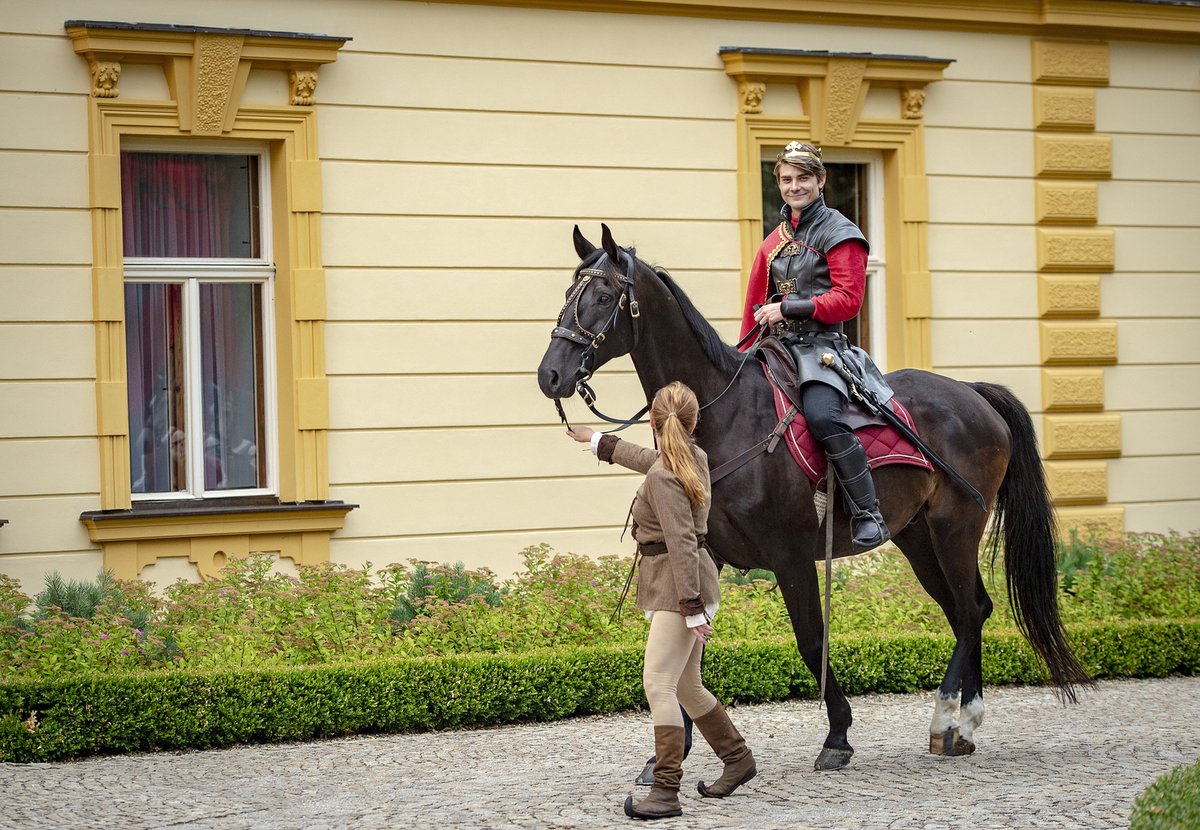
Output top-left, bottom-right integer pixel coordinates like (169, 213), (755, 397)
(777, 279), (796, 294)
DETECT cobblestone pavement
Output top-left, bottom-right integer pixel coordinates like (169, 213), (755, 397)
(2, 676), (1196, 830)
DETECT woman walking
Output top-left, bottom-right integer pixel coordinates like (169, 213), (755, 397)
(566, 381), (756, 820)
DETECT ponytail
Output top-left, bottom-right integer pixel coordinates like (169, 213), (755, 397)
(651, 381), (706, 506)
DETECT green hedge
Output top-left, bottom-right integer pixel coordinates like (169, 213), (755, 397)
(1130, 760), (1200, 830)
(2, 618), (1195, 763)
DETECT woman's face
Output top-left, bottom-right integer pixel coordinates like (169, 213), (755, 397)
(777, 162), (826, 213)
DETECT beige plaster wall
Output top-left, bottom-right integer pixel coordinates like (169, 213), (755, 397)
(0, 11), (102, 594)
(1, 0), (1196, 594)
(1099, 41), (1200, 534)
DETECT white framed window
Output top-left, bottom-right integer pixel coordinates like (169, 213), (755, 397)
(121, 141), (278, 501)
(759, 149), (887, 366)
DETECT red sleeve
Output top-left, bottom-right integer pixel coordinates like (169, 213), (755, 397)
(739, 233), (777, 348)
(811, 240), (867, 324)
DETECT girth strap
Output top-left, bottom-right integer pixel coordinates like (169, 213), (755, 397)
(709, 406), (798, 485)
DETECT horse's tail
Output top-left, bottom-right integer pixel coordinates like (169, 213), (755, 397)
(969, 382), (1092, 702)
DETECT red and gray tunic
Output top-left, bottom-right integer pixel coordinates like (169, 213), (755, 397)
(740, 198), (892, 404)
(740, 197), (868, 339)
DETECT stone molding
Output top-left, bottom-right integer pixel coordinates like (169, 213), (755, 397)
(1043, 414), (1122, 459)
(1034, 87), (1095, 131)
(1035, 134), (1112, 179)
(1037, 229), (1115, 272)
(1045, 460), (1109, 505)
(1042, 368), (1105, 412)
(1040, 321), (1118, 365)
(1054, 505), (1125, 536)
(1038, 274), (1101, 317)
(1032, 39), (1109, 85)
(1035, 182), (1098, 224)
(1031, 38), (1119, 533)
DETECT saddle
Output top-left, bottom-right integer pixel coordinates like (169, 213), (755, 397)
(758, 342), (932, 484)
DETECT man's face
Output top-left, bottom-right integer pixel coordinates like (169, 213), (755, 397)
(777, 163), (826, 213)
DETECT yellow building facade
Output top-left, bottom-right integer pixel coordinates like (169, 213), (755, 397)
(1, 0), (1197, 592)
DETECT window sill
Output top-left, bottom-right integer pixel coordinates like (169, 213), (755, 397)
(80, 499), (357, 580)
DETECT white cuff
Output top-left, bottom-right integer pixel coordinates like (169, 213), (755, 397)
(685, 613), (707, 628)
(589, 431), (602, 456)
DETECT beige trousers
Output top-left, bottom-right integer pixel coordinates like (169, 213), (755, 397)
(643, 610), (719, 727)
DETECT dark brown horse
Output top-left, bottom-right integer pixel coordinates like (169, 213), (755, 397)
(537, 225), (1089, 771)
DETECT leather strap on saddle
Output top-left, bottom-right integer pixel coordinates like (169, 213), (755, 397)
(757, 336), (804, 411)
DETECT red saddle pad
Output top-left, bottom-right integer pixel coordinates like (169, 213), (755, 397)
(765, 367), (934, 484)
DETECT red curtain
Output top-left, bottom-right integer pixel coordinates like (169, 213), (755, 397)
(120, 153), (245, 258)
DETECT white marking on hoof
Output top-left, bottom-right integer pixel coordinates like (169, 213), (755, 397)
(958, 696), (986, 743)
(930, 690), (960, 735)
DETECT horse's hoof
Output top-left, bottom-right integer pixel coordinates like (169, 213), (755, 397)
(952, 736), (976, 756)
(930, 727), (967, 756)
(814, 747), (853, 771)
(634, 759), (656, 786)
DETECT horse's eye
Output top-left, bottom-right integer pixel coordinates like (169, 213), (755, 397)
(596, 292), (613, 306)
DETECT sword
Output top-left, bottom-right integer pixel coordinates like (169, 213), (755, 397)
(819, 352), (988, 513)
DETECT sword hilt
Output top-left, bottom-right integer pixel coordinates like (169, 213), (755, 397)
(820, 351), (880, 414)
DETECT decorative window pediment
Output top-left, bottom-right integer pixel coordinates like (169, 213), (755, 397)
(719, 47), (953, 145)
(65, 20), (348, 132)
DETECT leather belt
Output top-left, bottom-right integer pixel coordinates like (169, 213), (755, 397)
(774, 320), (844, 336)
(637, 535), (706, 557)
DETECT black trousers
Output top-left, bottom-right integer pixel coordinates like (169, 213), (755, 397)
(801, 381), (853, 444)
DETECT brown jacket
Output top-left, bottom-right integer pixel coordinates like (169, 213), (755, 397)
(599, 434), (720, 617)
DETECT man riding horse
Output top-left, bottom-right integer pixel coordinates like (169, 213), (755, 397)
(742, 141), (892, 553)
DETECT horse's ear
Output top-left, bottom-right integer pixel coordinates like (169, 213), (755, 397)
(572, 225), (596, 260)
(600, 223), (620, 262)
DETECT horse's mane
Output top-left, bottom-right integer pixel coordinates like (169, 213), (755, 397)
(576, 245), (743, 375)
(638, 256), (743, 375)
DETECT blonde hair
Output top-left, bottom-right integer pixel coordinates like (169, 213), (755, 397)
(652, 381), (706, 506)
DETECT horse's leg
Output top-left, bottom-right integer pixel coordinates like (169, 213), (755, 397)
(776, 559), (855, 771)
(923, 502), (993, 756)
(892, 517), (968, 753)
(958, 572), (994, 749)
(893, 509), (991, 756)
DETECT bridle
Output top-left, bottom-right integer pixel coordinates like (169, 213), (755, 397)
(549, 247), (765, 433)
(549, 249), (651, 432)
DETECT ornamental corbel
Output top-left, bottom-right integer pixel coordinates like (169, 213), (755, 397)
(89, 59), (121, 98)
(289, 68), (319, 106)
(738, 79), (765, 114)
(901, 86), (927, 119)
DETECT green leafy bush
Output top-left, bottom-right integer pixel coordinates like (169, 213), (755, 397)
(382, 560), (505, 625)
(1, 533), (1198, 682)
(1129, 759), (1200, 830)
(2, 571), (172, 677)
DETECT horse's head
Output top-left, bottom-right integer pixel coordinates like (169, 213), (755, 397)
(537, 224), (644, 399)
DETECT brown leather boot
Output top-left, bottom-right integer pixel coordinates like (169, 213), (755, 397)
(693, 705), (757, 798)
(624, 725), (685, 819)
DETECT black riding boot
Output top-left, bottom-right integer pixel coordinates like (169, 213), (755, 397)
(824, 432), (890, 553)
